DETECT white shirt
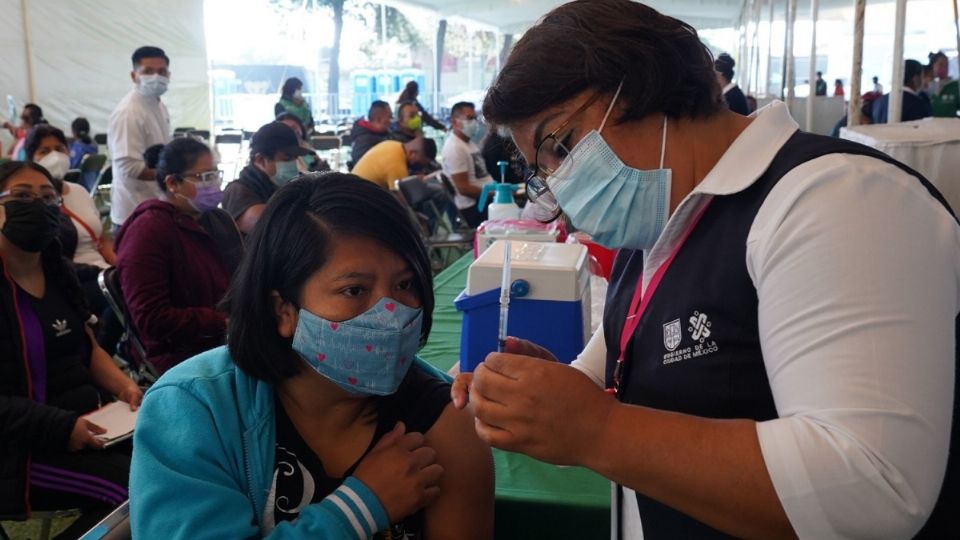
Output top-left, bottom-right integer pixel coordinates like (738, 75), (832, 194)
(441, 134), (493, 209)
(62, 182), (109, 269)
(572, 100), (959, 539)
(108, 88), (171, 225)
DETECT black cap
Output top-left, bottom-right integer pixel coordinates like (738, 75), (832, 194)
(250, 122), (312, 157)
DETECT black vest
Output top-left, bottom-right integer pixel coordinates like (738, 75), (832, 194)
(604, 131), (959, 538)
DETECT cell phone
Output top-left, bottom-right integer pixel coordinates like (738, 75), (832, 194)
(7, 96), (16, 123)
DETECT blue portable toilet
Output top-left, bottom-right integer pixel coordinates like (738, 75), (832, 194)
(351, 70), (375, 117)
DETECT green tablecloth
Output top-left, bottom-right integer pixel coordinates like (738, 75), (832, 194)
(420, 254), (610, 539)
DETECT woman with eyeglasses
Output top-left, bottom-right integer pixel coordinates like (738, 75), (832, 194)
(114, 137), (240, 374)
(0, 161), (140, 538)
(453, 1), (959, 538)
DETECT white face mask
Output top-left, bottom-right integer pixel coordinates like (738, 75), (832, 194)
(37, 151), (70, 180)
(138, 74), (169, 97)
(293, 89), (303, 101)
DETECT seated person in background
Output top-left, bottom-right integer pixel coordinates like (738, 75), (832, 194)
(351, 136), (429, 190)
(396, 81), (446, 131)
(350, 100), (393, 164)
(68, 117), (98, 169)
(442, 102), (495, 227)
(4, 103), (46, 160)
(834, 79), (845, 97)
(276, 112), (327, 173)
(0, 161), (140, 538)
(25, 125), (122, 353)
(389, 101), (424, 143)
(274, 77), (315, 136)
(114, 138), (232, 374)
(222, 121), (312, 235)
(872, 59), (933, 124)
(130, 174), (493, 539)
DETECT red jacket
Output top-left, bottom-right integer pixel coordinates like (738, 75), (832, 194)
(115, 200), (229, 373)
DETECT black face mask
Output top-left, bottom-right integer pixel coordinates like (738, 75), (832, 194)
(2, 199), (61, 252)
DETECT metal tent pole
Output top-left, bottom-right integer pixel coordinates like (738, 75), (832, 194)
(806, 0), (820, 131)
(887, 0), (907, 123)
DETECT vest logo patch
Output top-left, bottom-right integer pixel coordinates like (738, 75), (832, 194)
(663, 311), (720, 365)
(688, 311), (712, 342)
(663, 319), (682, 351)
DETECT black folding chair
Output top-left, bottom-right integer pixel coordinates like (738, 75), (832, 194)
(98, 267), (158, 384)
(394, 177), (473, 272)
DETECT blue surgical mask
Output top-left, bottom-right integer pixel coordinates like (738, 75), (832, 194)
(547, 82), (671, 250)
(272, 159), (300, 186)
(462, 118), (487, 143)
(292, 297), (423, 396)
(138, 74), (169, 98)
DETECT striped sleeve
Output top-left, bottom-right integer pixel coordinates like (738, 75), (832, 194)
(320, 477), (391, 538)
(267, 476), (390, 539)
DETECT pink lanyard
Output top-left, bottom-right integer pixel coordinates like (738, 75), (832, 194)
(608, 200), (713, 396)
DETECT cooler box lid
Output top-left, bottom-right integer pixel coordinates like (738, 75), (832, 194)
(467, 240), (589, 302)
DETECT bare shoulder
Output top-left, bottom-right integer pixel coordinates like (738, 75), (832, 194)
(423, 403), (494, 539)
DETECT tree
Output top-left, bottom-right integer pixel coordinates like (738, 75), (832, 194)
(270, 0), (345, 117)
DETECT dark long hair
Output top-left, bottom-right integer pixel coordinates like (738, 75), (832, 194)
(483, 0), (723, 126)
(24, 125), (67, 163)
(398, 80), (419, 103)
(72, 118), (93, 145)
(155, 138), (212, 192)
(0, 161), (89, 320)
(222, 173), (434, 384)
(281, 77), (303, 101)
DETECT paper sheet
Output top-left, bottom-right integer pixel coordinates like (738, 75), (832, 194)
(83, 401), (138, 446)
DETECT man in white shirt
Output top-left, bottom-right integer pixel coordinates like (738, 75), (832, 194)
(108, 46), (172, 228)
(441, 101), (493, 227)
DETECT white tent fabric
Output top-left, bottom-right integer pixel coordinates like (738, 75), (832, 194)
(0, 0), (209, 150)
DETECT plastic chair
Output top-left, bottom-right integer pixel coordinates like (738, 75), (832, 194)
(80, 154), (107, 192)
(214, 133), (242, 145)
(79, 500), (130, 540)
(173, 127), (195, 135)
(188, 130), (210, 142)
(93, 134), (107, 145)
(98, 267), (157, 385)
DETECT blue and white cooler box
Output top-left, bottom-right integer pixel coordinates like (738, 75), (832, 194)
(454, 240), (591, 372)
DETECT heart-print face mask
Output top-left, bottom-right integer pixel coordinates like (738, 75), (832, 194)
(291, 297), (423, 396)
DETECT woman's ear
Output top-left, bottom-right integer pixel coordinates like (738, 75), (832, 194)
(164, 174), (179, 193)
(272, 291), (298, 338)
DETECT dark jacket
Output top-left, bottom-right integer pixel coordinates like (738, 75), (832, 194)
(114, 200), (229, 374)
(222, 164), (276, 223)
(722, 85), (751, 116)
(872, 90), (934, 124)
(350, 119), (389, 164)
(0, 251), (85, 520)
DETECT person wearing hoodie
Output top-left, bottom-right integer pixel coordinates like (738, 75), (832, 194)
(114, 138), (235, 374)
(350, 101), (393, 165)
(221, 122), (312, 235)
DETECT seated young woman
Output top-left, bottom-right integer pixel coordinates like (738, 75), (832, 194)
(24, 125), (123, 353)
(130, 173), (494, 539)
(114, 137), (241, 374)
(0, 161), (141, 538)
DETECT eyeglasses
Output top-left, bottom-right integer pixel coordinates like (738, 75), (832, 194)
(524, 92), (602, 222)
(180, 170), (223, 186)
(0, 188), (62, 207)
